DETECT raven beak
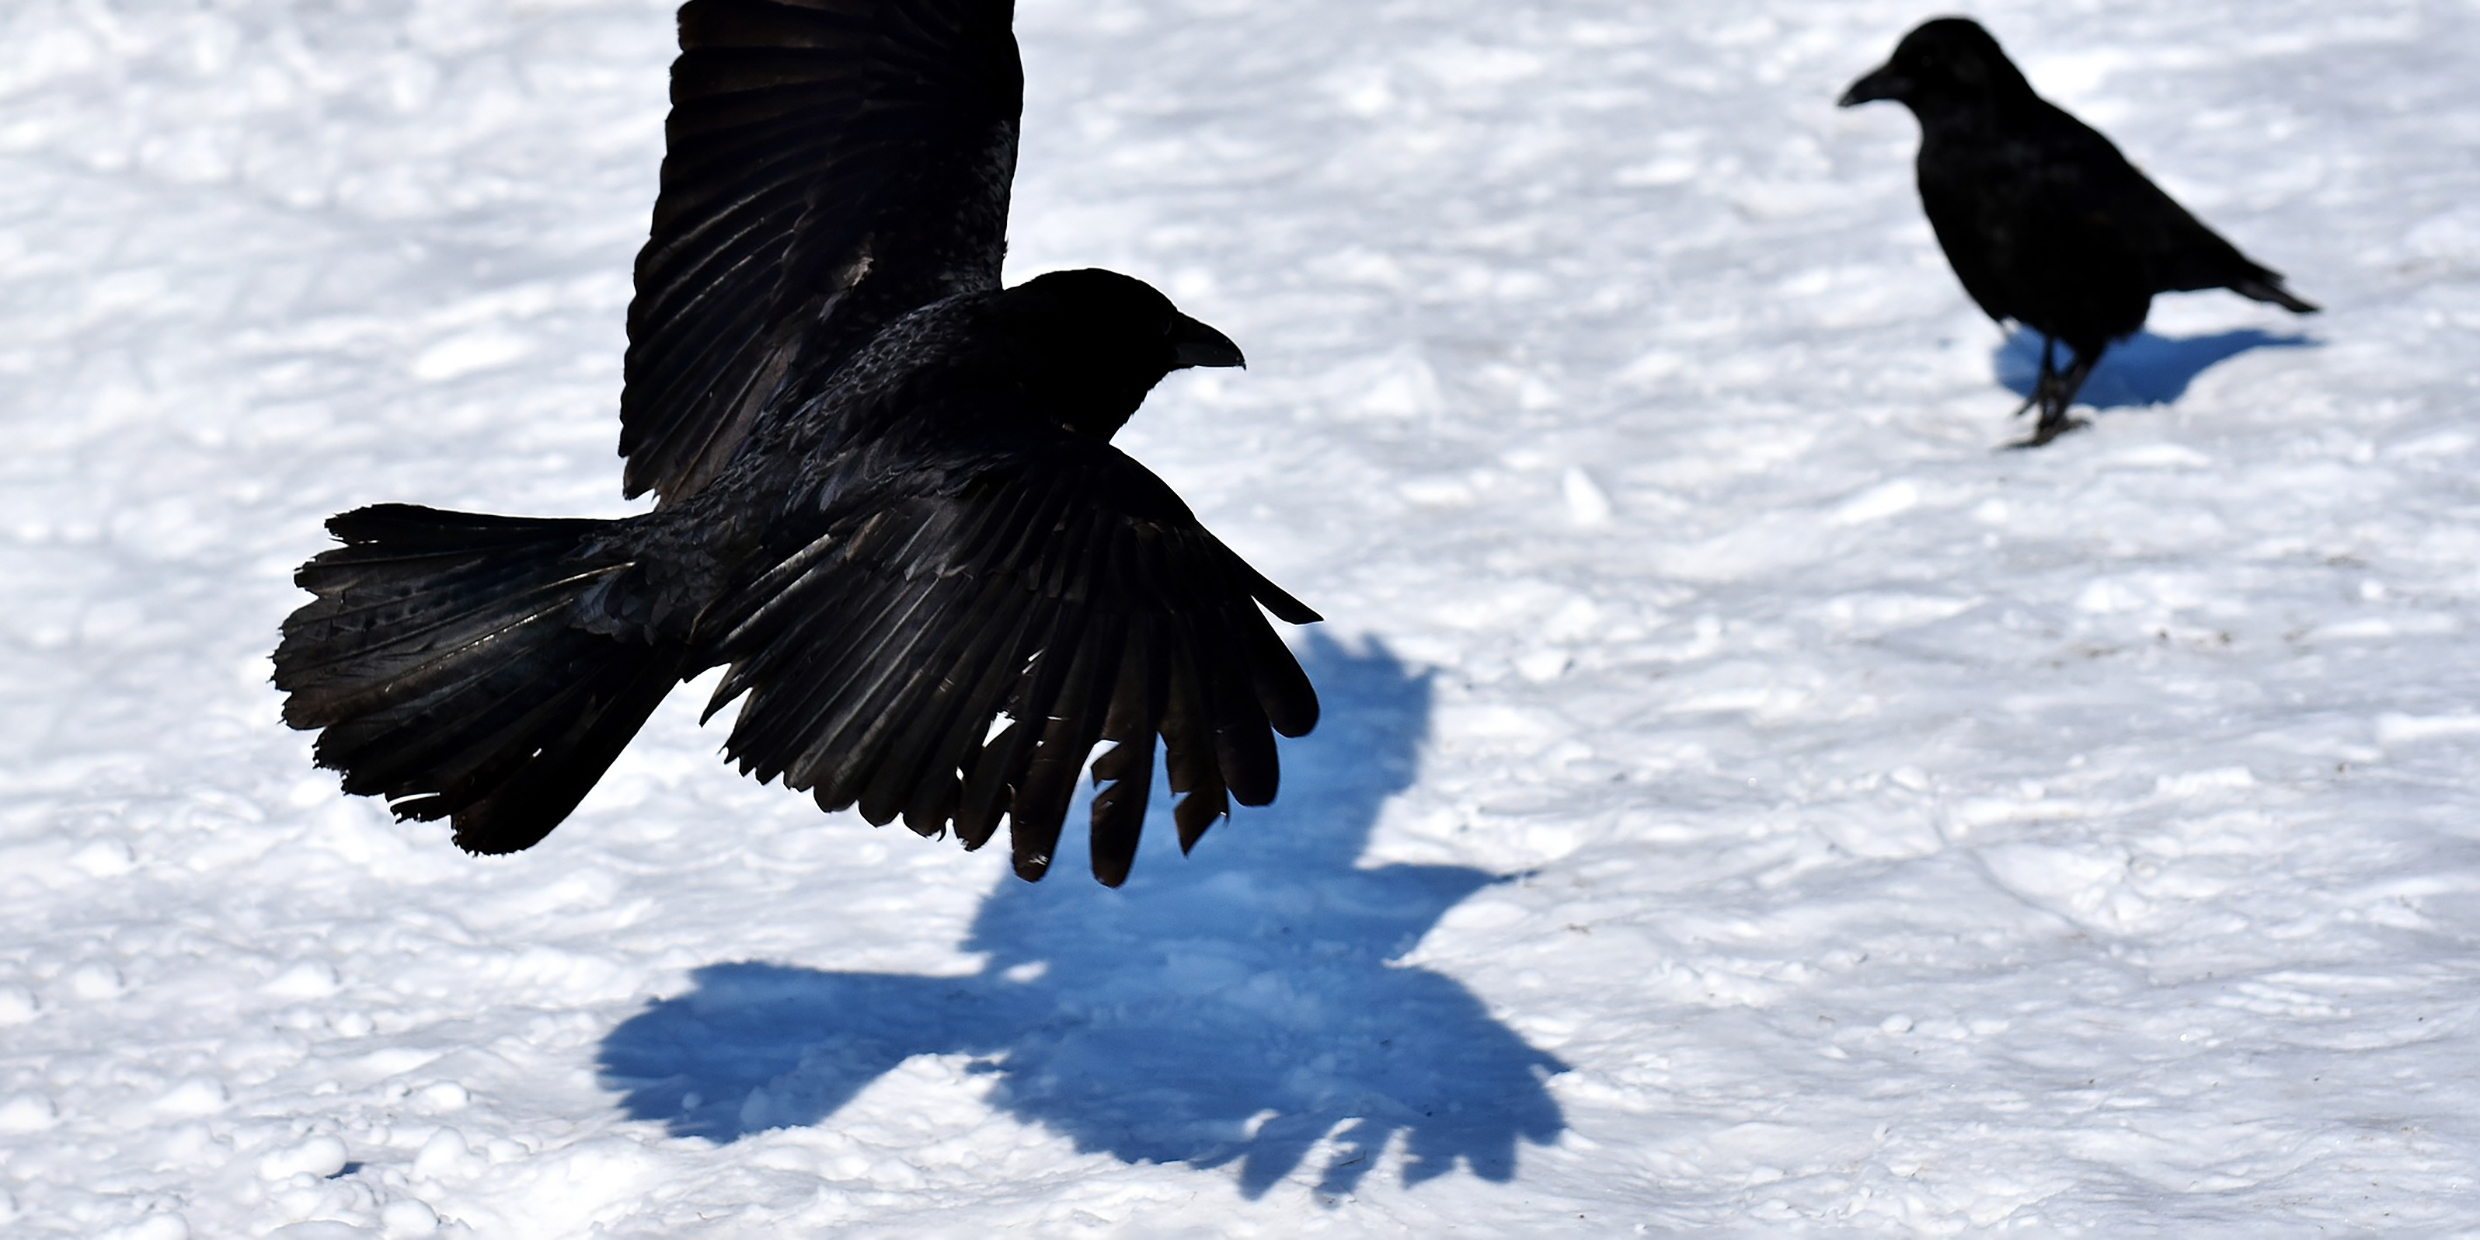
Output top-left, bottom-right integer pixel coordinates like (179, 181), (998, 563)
(1168, 315), (1246, 370)
(1839, 65), (1904, 107)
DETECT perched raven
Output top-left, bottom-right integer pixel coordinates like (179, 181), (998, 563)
(272, 1), (1320, 888)
(1840, 17), (2317, 446)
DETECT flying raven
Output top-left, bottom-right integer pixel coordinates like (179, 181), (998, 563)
(272, 1), (1320, 887)
(1840, 17), (2317, 446)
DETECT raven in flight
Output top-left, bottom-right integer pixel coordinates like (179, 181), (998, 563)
(273, 1), (1320, 887)
(1840, 17), (2317, 447)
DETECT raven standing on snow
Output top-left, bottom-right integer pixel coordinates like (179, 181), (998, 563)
(1839, 17), (2317, 447)
(273, 0), (1320, 887)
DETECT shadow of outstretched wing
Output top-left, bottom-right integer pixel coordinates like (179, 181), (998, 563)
(597, 963), (1026, 1140)
(596, 634), (1566, 1196)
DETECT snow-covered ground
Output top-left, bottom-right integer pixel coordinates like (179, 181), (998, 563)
(4, 0), (2478, 1233)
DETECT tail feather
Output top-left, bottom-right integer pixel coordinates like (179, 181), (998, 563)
(274, 504), (689, 854)
(2228, 274), (2318, 315)
(280, 509), (619, 707)
(318, 616), (608, 792)
(287, 581), (614, 727)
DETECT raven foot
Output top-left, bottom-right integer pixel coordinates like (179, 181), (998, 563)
(2005, 415), (2089, 450)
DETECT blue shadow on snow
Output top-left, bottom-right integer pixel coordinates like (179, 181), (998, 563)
(596, 634), (1566, 1197)
(1993, 326), (2315, 410)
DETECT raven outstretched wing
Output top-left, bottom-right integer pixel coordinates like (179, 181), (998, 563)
(623, 0), (1023, 505)
(702, 431), (1319, 887)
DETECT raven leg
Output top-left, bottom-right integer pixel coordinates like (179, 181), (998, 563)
(2012, 341), (2100, 448)
(2011, 334), (2058, 419)
(2054, 346), (2100, 407)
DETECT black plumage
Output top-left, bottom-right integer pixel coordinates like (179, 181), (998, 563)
(1839, 17), (2317, 446)
(624, 0), (1022, 506)
(273, 0), (1320, 887)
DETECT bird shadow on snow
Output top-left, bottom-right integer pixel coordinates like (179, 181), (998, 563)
(1992, 325), (2316, 409)
(595, 634), (1566, 1198)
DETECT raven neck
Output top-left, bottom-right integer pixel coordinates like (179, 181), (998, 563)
(1034, 374), (1155, 441)
(1916, 88), (2041, 143)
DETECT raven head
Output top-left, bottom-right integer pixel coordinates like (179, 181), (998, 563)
(1840, 17), (2031, 112)
(991, 268), (1245, 440)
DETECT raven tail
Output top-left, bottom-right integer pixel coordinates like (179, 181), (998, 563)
(273, 504), (690, 854)
(2229, 275), (2319, 315)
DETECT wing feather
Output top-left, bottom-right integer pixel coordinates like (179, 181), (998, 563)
(707, 436), (1317, 883)
(622, 0), (1022, 505)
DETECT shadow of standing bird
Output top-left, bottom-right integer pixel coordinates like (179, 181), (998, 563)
(1995, 325), (2315, 412)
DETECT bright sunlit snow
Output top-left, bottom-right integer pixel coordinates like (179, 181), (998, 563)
(4, 0), (2478, 1234)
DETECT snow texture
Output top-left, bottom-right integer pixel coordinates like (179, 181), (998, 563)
(3, 0), (2479, 1234)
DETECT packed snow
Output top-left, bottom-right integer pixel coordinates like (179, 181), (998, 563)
(4, 0), (2478, 1233)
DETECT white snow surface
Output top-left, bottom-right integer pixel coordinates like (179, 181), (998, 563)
(4, 0), (2478, 1233)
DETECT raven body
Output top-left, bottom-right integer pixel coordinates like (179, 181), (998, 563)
(273, 0), (1321, 887)
(1840, 17), (2316, 446)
